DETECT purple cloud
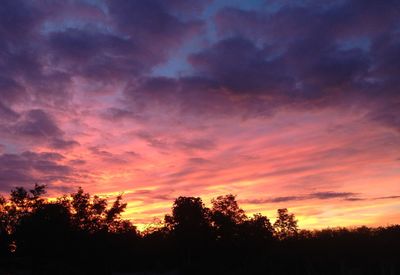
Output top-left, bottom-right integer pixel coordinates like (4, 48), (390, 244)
(0, 151), (72, 191)
(1, 109), (79, 150)
(243, 191), (359, 204)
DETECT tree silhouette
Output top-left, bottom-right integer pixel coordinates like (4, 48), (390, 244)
(211, 195), (246, 224)
(166, 196), (211, 234)
(14, 202), (72, 256)
(0, 184), (137, 264)
(68, 187), (134, 233)
(242, 213), (274, 241)
(0, 184), (399, 274)
(273, 208), (298, 239)
(211, 194), (246, 241)
(165, 196), (212, 265)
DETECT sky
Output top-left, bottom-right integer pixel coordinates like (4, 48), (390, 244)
(0, 0), (399, 230)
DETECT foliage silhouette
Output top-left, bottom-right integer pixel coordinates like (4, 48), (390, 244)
(0, 185), (399, 274)
(273, 208), (299, 239)
(211, 194), (246, 242)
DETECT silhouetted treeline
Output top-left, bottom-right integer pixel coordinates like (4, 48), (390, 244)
(0, 185), (399, 274)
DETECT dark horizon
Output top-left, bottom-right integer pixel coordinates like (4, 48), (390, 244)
(1, 184), (399, 274)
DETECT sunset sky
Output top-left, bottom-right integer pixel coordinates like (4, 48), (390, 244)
(0, 0), (399, 230)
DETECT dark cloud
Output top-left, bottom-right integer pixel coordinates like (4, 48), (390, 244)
(373, 195), (400, 200)
(101, 108), (138, 121)
(0, 151), (72, 191)
(0, 0), (43, 41)
(123, 76), (237, 118)
(14, 109), (63, 138)
(243, 191), (400, 205)
(189, 37), (293, 94)
(198, 14), (371, 102)
(89, 146), (114, 158)
(47, 28), (152, 82)
(50, 138), (80, 150)
(243, 191), (359, 204)
(123, 74), (280, 121)
(267, 196), (302, 203)
(365, 101), (400, 132)
(89, 146), (139, 164)
(118, 0), (399, 125)
(216, 1), (400, 43)
(187, 157), (211, 165)
(0, 1), (75, 106)
(209, 0), (400, 125)
(0, 0), (396, 130)
(0, 76), (25, 104)
(311, 192), (357, 200)
(136, 131), (169, 149)
(344, 197), (365, 202)
(106, 0), (204, 49)
(0, 0), (206, 113)
(175, 138), (216, 151)
(0, 102), (19, 121)
(135, 130), (216, 153)
(1, 109), (79, 150)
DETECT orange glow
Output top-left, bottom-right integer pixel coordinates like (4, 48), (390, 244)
(16, 107), (396, 231)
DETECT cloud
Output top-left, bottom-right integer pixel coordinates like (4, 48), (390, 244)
(89, 146), (140, 164)
(0, 0), (207, 113)
(1, 109), (78, 150)
(209, 1), (400, 126)
(0, 151), (72, 191)
(136, 131), (169, 149)
(243, 191), (400, 205)
(14, 109), (63, 138)
(50, 138), (80, 150)
(47, 27), (151, 83)
(0, 0), (43, 41)
(0, 0), (395, 129)
(175, 138), (216, 151)
(0, 76), (25, 105)
(106, 0), (204, 50)
(0, 102), (19, 121)
(115, 0), (400, 128)
(187, 157), (211, 165)
(243, 191), (359, 204)
(373, 195), (400, 201)
(311, 191), (357, 200)
(189, 37), (293, 94)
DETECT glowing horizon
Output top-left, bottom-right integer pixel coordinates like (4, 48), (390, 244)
(0, 0), (399, 230)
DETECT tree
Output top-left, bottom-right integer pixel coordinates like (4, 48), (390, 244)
(69, 187), (134, 233)
(211, 194), (246, 240)
(242, 213), (274, 240)
(10, 183), (46, 212)
(165, 196), (212, 265)
(166, 196), (211, 237)
(273, 208), (298, 239)
(211, 195), (246, 224)
(0, 195), (12, 255)
(0, 184), (47, 254)
(14, 202), (72, 256)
